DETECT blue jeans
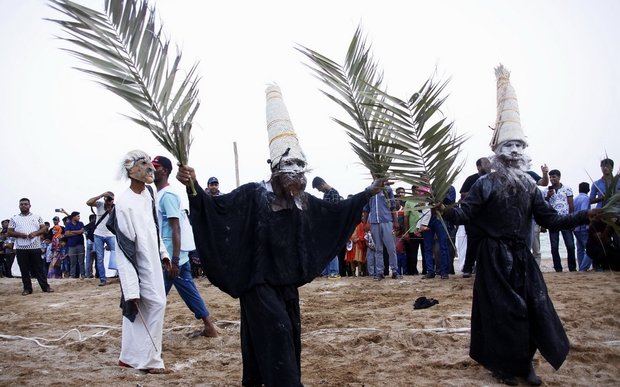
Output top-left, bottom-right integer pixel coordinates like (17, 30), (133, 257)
(164, 261), (210, 319)
(321, 257), (339, 276)
(95, 235), (116, 282)
(573, 229), (591, 271)
(549, 229), (576, 272)
(368, 222), (398, 276)
(423, 216), (450, 276)
(85, 240), (95, 277)
(396, 251), (407, 275)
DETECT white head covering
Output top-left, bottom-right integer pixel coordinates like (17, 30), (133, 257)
(265, 83), (306, 171)
(490, 64), (528, 150)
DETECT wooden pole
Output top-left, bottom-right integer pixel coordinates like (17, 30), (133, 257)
(233, 141), (240, 188)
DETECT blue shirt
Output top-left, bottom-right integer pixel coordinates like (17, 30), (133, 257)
(364, 185), (396, 224)
(64, 221), (84, 247)
(158, 191), (190, 265)
(589, 177), (620, 208)
(573, 192), (590, 231)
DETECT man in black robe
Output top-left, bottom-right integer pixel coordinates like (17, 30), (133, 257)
(443, 139), (595, 385)
(176, 84), (384, 386)
(177, 161), (382, 386)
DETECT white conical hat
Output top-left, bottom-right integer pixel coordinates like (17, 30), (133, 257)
(265, 83), (306, 170)
(490, 64), (528, 150)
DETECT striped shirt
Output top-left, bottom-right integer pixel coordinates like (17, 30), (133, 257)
(9, 212), (44, 249)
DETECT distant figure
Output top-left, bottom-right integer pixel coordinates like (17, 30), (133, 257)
(590, 158), (619, 208)
(205, 176), (221, 196)
(403, 186), (426, 275)
(364, 173), (399, 280)
(312, 176), (343, 279)
(8, 198), (54, 295)
(1, 219), (16, 277)
(86, 190), (117, 286)
(113, 150), (169, 374)
(64, 211), (85, 278)
(573, 182), (592, 271)
(345, 212), (368, 276)
(543, 169), (576, 272)
(83, 213), (97, 278)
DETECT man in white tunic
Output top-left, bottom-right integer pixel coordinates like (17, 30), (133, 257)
(112, 150), (169, 373)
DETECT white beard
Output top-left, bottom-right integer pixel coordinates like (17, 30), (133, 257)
(490, 152), (534, 196)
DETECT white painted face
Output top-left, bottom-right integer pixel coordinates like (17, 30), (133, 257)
(128, 156), (155, 184)
(496, 140), (525, 159)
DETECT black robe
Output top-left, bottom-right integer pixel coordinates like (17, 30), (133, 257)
(188, 181), (369, 385)
(444, 173), (589, 377)
(187, 181), (369, 298)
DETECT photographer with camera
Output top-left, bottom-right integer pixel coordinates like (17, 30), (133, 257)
(86, 191), (116, 286)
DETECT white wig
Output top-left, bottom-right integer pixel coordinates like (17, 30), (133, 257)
(118, 149), (151, 180)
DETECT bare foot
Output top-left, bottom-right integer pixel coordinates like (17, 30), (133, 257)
(190, 326), (218, 338)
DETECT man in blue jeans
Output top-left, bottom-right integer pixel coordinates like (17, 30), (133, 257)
(87, 190), (117, 286)
(312, 176), (342, 279)
(153, 155), (218, 337)
(543, 169), (576, 272)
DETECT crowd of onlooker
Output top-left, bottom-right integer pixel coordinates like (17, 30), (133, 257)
(1, 158), (618, 285)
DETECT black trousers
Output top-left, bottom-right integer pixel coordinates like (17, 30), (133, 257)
(405, 234), (425, 275)
(16, 249), (50, 292)
(239, 284), (302, 387)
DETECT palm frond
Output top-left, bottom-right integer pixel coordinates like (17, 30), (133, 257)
(47, 0), (200, 170)
(600, 172), (620, 237)
(296, 25), (394, 177)
(373, 77), (467, 206)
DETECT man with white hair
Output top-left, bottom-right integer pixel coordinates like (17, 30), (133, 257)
(111, 149), (170, 374)
(442, 65), (596, 386)
(177, 85), (385, 386)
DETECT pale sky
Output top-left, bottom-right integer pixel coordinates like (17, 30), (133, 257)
(1, 0), (618, 222)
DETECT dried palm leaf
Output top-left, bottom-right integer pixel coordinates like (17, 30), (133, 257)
(47, 0), (200, 193)
(296, 26), (394, 177)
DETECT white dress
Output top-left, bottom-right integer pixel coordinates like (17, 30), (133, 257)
(115, 186), (168, 370)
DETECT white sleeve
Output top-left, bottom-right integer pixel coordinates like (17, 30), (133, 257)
(416, 209), (432, 228)
(115, 206), (140, 300)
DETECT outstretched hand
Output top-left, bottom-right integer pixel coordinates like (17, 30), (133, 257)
(366, 177), (391, 196)
(588, 208), (603, 222)
(176, 164), (197, 187)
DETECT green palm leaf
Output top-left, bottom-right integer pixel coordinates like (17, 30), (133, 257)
(599, 172), (620, 238)
(47, 0), (200, 191)
(296, 26), (394, 177)
(373, 77), (467, 207)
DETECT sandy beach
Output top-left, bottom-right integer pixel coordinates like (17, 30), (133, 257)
(0, 264), (618, 387)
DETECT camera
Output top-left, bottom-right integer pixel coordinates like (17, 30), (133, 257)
(55, 208), (62, 212)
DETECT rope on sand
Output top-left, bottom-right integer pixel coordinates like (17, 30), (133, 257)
(0, 324), (120, 348)
(302, 326), (471, 337)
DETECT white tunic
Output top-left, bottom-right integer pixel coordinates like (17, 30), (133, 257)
(115, 186), (168, 370)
